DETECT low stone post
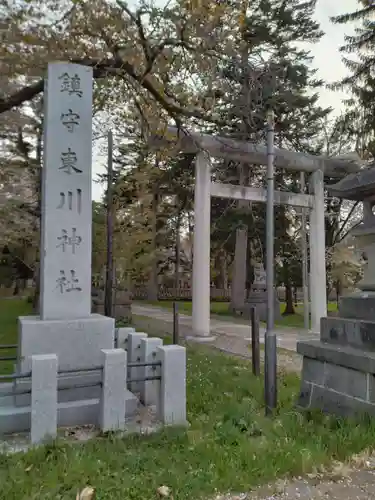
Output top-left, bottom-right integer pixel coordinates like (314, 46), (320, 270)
(100, 348), (127, 432)
(156, 345), (187, 426)
(115, 327), (135, 349)
(139, 337), (163, 406)
(31, 354), (58, 445)
(127, 332), (147, 392)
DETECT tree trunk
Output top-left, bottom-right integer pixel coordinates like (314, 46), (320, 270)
(283, 264), (295, 315)
(32, 262), (40, 313)
(104, 130), (114, 317)
(175, 213), (181, 298)
(32, 125), (43, 313)
(335, 280), (342, 307)
(13, 279), (20, 296)
(230, 165), (248, 309)
(147, 191), (159, 301)
(216, 249), (228, 290)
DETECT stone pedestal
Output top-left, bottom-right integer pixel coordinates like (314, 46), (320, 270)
(233, 289), (281, 322)
(231, 262), (281, 321)
(18, 314), (115, 372)
(297, 338), (375, 417)
(297, 270), (375, 416)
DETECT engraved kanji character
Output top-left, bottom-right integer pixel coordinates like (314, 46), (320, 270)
(59, 148), (82, 174)
(57, 189), (82, 213)
(56, 270), (68, 293)
(56, 228), (82, 254)
(61, 109), (80, 132)
(66, 270), (82, 292)
(58, 72), (83, 97)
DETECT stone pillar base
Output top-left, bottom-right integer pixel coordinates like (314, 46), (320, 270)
(15, 315), (139, 420)
(230, 290), (281, 323)
(186, 334), (216, 343)
(18, 314), (115, 373)
(297, 339), (375, 417)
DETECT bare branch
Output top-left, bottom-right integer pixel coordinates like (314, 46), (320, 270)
(0, 57), (222, 125)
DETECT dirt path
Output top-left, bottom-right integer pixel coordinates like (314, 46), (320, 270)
(132, 309), (302, 372)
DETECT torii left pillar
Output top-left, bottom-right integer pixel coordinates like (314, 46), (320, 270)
(191, 152), (215, 341)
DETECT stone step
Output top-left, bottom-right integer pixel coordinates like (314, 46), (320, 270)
(297, 339), (375, 374)
(0, 385), (139, 435)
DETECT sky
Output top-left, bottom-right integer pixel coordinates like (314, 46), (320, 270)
(312, 0), (358, 111)
(91, 0), (360, 201)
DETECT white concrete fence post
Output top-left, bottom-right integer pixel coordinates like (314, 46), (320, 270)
(115, 327), (135, 349)
(31, 353), (58, 445)
(139, 337), (163, 406)
(157, 345), (187, 426)
(127, 332), (147, 392)
(100, 348), (127, 432)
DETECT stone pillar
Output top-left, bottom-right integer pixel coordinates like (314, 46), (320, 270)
(309, 169), (327, 333)
(127, 332), (147, 392)
(40, 63), (93, 320)
(157, 345), (187, 426)
(31, 354), (58, 444)
(192, 151), (212, 338)
(116, 326), (135, 349)
(100, 349), (127, 432)
(139, 337), (163, 406)
(18, 63), (114, 375)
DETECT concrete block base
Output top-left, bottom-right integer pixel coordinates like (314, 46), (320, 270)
(297, 339), (375, 417)
(0, 386), (139, 435)
(13, 374), (139, 416)
(18, 314), (115, 372)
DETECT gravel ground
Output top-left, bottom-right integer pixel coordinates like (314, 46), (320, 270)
(214, 452), (375, 499)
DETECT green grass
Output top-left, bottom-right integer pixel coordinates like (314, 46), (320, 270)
(1, 298), (373, 500)
(140, 300), (339, 328)
(0, 298), (32, 375)
(1, 346), (375, 499)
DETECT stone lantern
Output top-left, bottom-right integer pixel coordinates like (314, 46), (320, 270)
(297, 165), (375, 417)
(330, 168), (375, 319)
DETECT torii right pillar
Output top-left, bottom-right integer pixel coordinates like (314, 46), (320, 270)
(309, 169), (327, 333)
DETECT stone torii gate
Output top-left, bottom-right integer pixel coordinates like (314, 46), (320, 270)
(157, 128), (361, 337)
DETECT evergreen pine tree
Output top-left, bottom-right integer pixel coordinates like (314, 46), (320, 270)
(332, 0), (375, 157)
(209, 0), (330, 312)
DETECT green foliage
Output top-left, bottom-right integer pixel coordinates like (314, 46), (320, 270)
(332, 0), (375, 158)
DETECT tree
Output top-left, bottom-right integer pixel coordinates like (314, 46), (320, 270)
(0, 0), (251, 131)
(206, 0), (329, 311)
(329, 239), (363, 303)
(0, 87), (42, 298)
(331, 0), (375, 158)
